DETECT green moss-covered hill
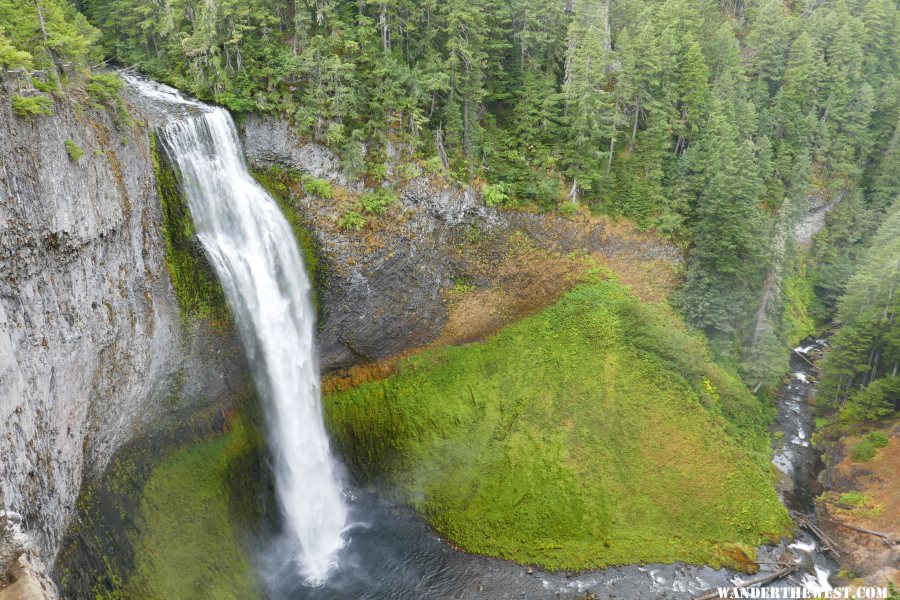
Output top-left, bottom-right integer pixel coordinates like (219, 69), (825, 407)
(325, 278), (792, 571)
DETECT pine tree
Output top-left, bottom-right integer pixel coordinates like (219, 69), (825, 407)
(676, 103), (768, 341)
(746, 0), (790, 105)
(562, 0), (616, 195)
(673, 35), (709, 154)
(821, 204), (900, 421)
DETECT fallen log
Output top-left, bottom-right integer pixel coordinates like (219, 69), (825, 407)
(820, 499), (861, 510)
(771, 392), (825, 408)
(822, 519), (896, 545)
(796, 515), (842, 556)
(791, 346), (820, 370)
(695, 564), (797, 600)
(820, 321), (843, 333)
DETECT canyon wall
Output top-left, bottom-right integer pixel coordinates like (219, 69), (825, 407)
(241, 114), (681, 373)
(0, 80), (681, 597)
(0, 77), (245, 577)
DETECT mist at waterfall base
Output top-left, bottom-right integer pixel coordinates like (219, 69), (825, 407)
(128, 76), (840, 599)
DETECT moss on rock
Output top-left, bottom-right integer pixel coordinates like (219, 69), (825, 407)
(151, 132), (227, 320)
(123, 417), (265, 599)
(56, 391), (268, 600)
(325, 279), (792, 572)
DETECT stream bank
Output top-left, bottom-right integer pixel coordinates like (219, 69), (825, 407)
(815, 419), (899, 587)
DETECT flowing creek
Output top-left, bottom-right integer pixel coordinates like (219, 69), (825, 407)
(125, 76), (839, 599)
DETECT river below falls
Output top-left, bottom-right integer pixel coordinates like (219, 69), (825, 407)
(263, 336), (837, 599)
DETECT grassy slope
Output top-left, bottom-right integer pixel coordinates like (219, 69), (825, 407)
(326, 279), (792, 571)
(123, 419), (264, 600)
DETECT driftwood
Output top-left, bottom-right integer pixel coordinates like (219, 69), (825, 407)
(820, 498), (861, 510)
(820, 321), (843, 333)
(695, 564), (797, 600)
(822, 519), (896, 546)
(791, 346), (820, 370)
(796, 515), (842, 557)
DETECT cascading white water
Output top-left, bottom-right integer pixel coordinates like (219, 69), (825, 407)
(128, 76), (347, 584)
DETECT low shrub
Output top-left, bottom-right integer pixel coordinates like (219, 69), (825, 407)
(866, 430), (889, 448)
(324, 122), (345, 147)
(423, 156), (444, 174)
(65, 139), (85, 162)
(359, 188), (396, 215)
(850, 439), (876, 462)
(11, 94), (52, 119)
(303, 176), (333, 199)
(558, 202), (578, 216)
(398, 162), (422, 180)
(482, 182), (510, 208)
(339, 210), (365, 231)
(367, 161), (388, 182)
(86, 72), (123, 105)
(31, 77), (54, 93)
(838, 491), (868, 507)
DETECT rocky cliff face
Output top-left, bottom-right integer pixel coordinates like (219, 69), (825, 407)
(0, 76), (245, 579)
(0, 82), (680, 597)
(241, 114), (681, 373)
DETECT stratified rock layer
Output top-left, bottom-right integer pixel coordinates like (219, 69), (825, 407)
(0, 77), (245, 574)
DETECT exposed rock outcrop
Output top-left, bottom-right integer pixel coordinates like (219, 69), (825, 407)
(241, 114), (681, 372)
(0, 512), (57, 600)
(816, 421), (900, 587)
(0, 77), (246, 583)
(794, 188), (847, 244)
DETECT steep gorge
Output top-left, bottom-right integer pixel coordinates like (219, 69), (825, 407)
(1, 72), (687, 597)
(3, 59), (890, 600)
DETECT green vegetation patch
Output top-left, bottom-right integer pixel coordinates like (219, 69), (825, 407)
(782, 265), (817, 347)
(325, 280), (791, 571)
(359, 188), (396, 215)
(56, 389), (267, 600)
(867, 431), (889, 448)
(850, 439), (876, 462)
(151, 132), (227, 320)
(11, 94), (53, 119)
(339, 210), (365, 231)
(124, 419), (264, 599)
(838, 491), (869, 507)
(65, 139), (85, 162)
(850, 431), (890, 463)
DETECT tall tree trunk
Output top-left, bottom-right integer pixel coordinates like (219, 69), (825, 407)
(435, 125), (449, 170)
(630, 96), (641, 144)
(568, 177), (579, 203)
(34, 0), (62, 91)
(380, 4), (389, 52)
(601, 0), (611, 53)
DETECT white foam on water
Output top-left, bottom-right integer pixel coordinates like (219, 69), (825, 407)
(801, 565), (833, 595)
(789, 540), (816, 554)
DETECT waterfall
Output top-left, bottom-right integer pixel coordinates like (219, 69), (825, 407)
(128, 76), (347, 584)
